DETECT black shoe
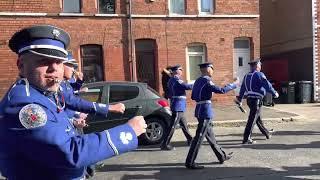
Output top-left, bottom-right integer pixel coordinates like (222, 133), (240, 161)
(219, 152), (233, 164)
(266, 129), (275, 139)
(185, 163), (204, 169)
(242, 139), (256, 144)
(160, 144), (175, 151)
(85, 165), (96, 178)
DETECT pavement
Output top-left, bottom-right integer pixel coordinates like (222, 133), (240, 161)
(184, 102), (307, 128)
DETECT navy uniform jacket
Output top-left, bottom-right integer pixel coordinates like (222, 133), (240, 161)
(238, 70), (277, 101)
(60, 80), (108, 119)
(69, 77), (84, 92)
(60, 80), (84, 119)
(0, 79), (138, 179)
(191, 76), (236, 119)
(167, 75), (193, 112)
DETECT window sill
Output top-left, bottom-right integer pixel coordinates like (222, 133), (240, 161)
(198, 12), (214, 16)
(168, 14), (188, 17)
(95, 14), (126, 17)
(59, 13), (84, 16)
(0, 12), (47, 16)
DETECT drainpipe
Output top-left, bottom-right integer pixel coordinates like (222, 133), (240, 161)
(312, 0), (318, 101)
(128, 0), (137, 82)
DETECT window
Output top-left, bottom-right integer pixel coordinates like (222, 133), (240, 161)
(79, 87), (103, 103)
(199, 0), (214, 14)
(234, 39), (250, 49)
(169, 0), (185, 15)
(187, 44), (206, 81)
(63, 0), (81, 13)
(98, 0), (115, 14)
(81, 45), (104, 83)
(238, 57), (243, 67)
(109, 85), (139, 103)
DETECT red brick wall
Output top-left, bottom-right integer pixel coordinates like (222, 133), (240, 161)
(0, 0), (260, 105)
(131, 18), (259, 104)
(132, 0), (167, 14)
(216, 0), (259, 14)
(0, 0), (60, 13)
(131, 0), (259, 15)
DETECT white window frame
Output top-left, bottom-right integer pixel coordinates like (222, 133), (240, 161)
(168, 0), (185, 15)
(186, 43), (206, 83)
(198, 0), (214, 15)
(63, 0), (81, 13)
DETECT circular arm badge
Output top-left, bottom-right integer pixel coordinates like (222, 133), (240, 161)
(19, 104), (47, 129)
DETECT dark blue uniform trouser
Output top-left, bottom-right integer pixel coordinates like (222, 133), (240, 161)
(243, 98), (270, 142)
(161, 111), (192, 147)
(185, 119), (226, 166)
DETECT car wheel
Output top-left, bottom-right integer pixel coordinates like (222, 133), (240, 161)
(139, 117), (167, 145)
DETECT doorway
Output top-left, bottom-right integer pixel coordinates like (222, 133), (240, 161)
(233, 38), (251, 95)
(135, 39), (157, 90)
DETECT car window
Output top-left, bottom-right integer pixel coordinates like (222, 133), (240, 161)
(80, 86), (103, 103)
(109, 85), (139, 103)
(146, 86), (160, 99)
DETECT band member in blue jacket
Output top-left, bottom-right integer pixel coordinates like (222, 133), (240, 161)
(185, 62), (238, 169)
(236, 58), (279, 144)
(160, 65), (193, 150)
(62, 52), (88, 131)
(0, 25), (146, 179)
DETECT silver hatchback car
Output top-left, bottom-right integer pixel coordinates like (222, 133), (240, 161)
(80, 81), (172, 145)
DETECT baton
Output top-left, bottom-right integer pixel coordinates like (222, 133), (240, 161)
(234, 100), (246, 113)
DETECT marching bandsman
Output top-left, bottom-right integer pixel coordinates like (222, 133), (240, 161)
(160, 65), (193, 150)
(235, 58), (278, 144)
(185, 62), (238, 169)
(62, 52), (88, 131)
(0, 25), (146, 179)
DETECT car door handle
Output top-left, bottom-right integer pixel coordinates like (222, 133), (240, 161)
(135, 106), (142, 109)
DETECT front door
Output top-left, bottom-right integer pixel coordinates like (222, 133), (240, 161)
(135, 39), (157, 90)
(233, 39), (250, 95)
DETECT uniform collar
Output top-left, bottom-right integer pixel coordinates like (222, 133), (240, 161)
(202, 75), (211, 80)
(31, 84), (56, 97)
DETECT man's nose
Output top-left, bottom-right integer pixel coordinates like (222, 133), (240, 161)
(48, 62), (62, 72)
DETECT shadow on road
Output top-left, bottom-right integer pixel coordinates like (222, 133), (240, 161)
(217, 130), (320, 138)
(96, 163), (320, 180)
(223, 140), (320, 150)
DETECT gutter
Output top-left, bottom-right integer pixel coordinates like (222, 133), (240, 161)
(128, 0), (137, 82)
(312, 0), (319, 101)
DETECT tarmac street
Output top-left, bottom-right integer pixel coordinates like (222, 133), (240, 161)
(1, 103), (319, 180)
(93, 103), (320, 180)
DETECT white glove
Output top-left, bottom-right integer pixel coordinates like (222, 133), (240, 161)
(233, 77), (240, 86)
(274, 92), (279, 98)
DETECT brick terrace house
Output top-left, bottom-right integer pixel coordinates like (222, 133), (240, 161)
(0, 0), (260, 105)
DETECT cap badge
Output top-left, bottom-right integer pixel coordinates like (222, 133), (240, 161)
(52, 29), (60, 38)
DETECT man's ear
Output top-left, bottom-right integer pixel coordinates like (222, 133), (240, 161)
(17, 57), (23, 70)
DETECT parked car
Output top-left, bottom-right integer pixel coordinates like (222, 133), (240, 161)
(79, 81), (172, 145)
